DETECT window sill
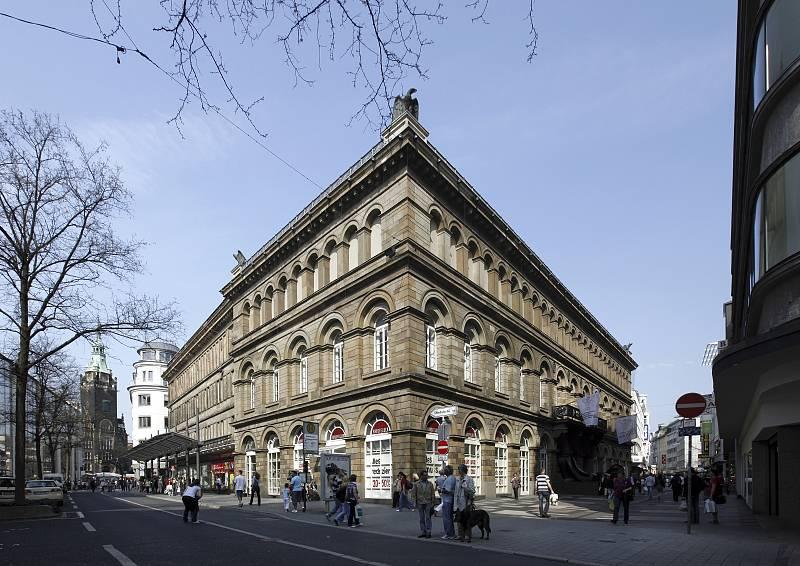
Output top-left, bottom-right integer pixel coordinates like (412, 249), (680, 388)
(291, 392), (309, 401)
(363, 367), (391, 380)
(322, 380), (346, 392)
(520, 400), (531, 408)
(464, 381), (482, 392)
(264, 401), (280, 409)
(495, 391), (510, 400)
(424, 368), (449, 381)
(243, 408), (255, 415)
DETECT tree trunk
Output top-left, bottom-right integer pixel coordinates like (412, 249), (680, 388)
(13, 357), (28, 505)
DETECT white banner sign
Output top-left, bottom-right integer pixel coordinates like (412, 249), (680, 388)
(578, 391), (600, 426)
(615, 415), (637, 445)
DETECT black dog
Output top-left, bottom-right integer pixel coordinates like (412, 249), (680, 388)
(460, 507), (491, 542)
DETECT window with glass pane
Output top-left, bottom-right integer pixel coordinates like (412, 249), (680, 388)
(753, 0), (800, 108)
(464, 343), (472, 383)
(519, 369), (525, 401)
(249, 377), (256, 409)
(494, 356), (502, 393)
(374, 319), (388, 370)
(753, 151), (800, 281)
(332, 340), (344, 383)
(138, 394), (151, 406)
(300, 355), (308, 394)
(425, 324), (437, 369)
(272, 370), (279, 402)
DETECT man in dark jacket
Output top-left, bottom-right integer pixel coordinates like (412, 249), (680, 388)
(689, 469), (705, 524)
(670, 474), (682, 502)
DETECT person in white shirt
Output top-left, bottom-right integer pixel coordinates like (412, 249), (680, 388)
(234, 470), (247, 507)
(182, 479), (202, 523)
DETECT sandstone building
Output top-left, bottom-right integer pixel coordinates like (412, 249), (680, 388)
(164, 104), (636, 499)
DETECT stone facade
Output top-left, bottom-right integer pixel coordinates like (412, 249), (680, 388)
(165, 110), (636, 499)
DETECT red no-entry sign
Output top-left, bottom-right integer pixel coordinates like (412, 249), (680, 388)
(437, 440), (449, 455)
(675, 392), (707, 418)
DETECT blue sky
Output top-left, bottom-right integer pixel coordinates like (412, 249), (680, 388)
(0, 2), (736, 433)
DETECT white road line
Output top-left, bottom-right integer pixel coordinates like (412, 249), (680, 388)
(76, 512), (85, 519)
(103, 545), (137, 566)
(117, 497), (389, 566)
(82, 521), (96, 532)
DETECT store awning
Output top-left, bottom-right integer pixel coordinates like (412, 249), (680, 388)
(124, 432), (198, 462)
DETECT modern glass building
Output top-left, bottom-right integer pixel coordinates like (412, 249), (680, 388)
(713, 0), (800, 528)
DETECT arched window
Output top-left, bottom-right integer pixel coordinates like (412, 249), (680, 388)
(292, 429), (305, 473)
(299, 349), (308, 394)
(267, 434), (281, 495)
(463, 342), (473, 383)
(495, 428), (509, 494)
(425, 417), (443, 478)
(374, 313), (389, 370)
(244, 437), (256, 494)
(242, 303), (251, 335)
(494, 354), (502, 393)
(332, 333), (344, 384)
(464, 419), (482, 496)
(346, 226), (359, 271)
(272, 368), (279, 402)
(520, 432), (532, 495)
(248, 370), (256, 410)
(425, 323), (437, 370)
(368, 210), (382, 258)
(324, 420), (346, 454)
(364, 412), (392, 499)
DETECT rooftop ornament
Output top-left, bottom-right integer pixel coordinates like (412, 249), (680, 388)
(392, 88), (419, 121)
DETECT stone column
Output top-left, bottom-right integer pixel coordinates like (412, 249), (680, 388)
(300, 267), (314, 299)
(454, 243), (469, 276)
(357, 228), (372, 264)
(523, 296), (533, 322)
(285, 279), (297, 308)
(500, 279), (512, 308)
(317, 256), (330, 287)
(487, 268), (499, 297)
(336, 242), (350, 274)
(511, 288), (522, 315)
(273, 288), (285, 315)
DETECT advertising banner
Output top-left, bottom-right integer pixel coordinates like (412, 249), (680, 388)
(319, 453), (351, 501)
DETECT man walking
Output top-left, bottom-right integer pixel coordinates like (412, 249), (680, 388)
(644, 474), (656, 501)
(511, 474), (521, 500)
(249, 472), (261, 506)
(345, 474), (361, 527)
(233, 470), (247, 508)
(440, 466), (456, 540)
(535, 468), (555, 518)
(454, 464), (475, 542)
(182, 479), (203, 523)
(611, 471), (633, 524)
(410, 470), (434, 538)
(670, 473), (682, 503)
(215, 476), (222, 495)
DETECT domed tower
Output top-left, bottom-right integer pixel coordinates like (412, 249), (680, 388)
(128, 341), (179, 476)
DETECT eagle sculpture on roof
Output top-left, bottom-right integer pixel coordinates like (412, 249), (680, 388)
(392, 88), (419, 121)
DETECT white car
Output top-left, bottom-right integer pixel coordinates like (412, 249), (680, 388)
(25, 479), (64, 506)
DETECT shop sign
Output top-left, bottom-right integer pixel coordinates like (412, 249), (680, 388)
(211, 463), (226, 473)
(303, 421), (320, 455)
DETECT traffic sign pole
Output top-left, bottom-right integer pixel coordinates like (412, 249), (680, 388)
(687, 434), (692, 535)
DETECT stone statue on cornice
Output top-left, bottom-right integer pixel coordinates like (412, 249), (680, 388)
(392, 88), (419, 121)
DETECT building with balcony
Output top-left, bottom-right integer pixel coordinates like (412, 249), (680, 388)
(128, 341), (179, 476)
(164, 101), (637, 498)
(712, 0), (800, 527)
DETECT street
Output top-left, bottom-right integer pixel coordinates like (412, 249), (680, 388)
(0, 492), (565, 566)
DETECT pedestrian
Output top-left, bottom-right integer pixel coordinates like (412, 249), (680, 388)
(454, 464), (475, 542)
(511, 474), (521, 500)
(290, 471), (304, 513)
(655, 473), (665, 503)
(345, 474), (361, 527)
(670, 473), (682, 503)
(326, 475), (343, 521)
(332, 481), (348, 525)
(233, 470), (247, 507)
(689, 469), (705, 524)
(391, 472), (401, 508)
(249, 472), (261, 506)
(432, 468), (446, 517)
(535, 468), (555, 518)
(611, 471), (633, 525)
(644, 474), (656, 501)
(282, 482), (291, 512)
(708, 470), (723, 525)
(90, 478), (96, 493)
(410, 470), (434, 538)
(182, 479), (203, 523)
(397, 472), (414, 511)
(215, 476), (222, 495)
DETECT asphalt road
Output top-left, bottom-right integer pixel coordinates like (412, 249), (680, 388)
(0, 491), (565, 566)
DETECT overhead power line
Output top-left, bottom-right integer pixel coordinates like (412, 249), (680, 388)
(0, 9), (323, 190)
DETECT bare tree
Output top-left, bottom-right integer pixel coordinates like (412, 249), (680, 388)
(87, 0), (538, 131)
(0, 110), (180, 505)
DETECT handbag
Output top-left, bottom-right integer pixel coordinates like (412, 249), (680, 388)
(704, 498), (716, 514)
(355, 504), (364, 519)
(713, 494), (727, 505)
(608, 498), (615, 511)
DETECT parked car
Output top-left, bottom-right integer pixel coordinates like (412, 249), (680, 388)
(25, 479), (64, 506)
(42, 473), (66, 492)
(0, 477), (14, 504)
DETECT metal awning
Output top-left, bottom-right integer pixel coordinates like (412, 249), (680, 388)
(124, 432), (198, 462)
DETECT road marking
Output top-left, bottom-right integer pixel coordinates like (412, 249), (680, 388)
(116, 497), (389, 566)
(103, 545), (137, 566)
(82, 522), (96, 532)
(76, 512), (84, 519)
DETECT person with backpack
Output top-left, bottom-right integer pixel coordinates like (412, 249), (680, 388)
(345, 474), (361, 527)
(410, 470), (434, 538)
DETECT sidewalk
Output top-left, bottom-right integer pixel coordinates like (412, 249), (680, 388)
(137, 491), (800, 566)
